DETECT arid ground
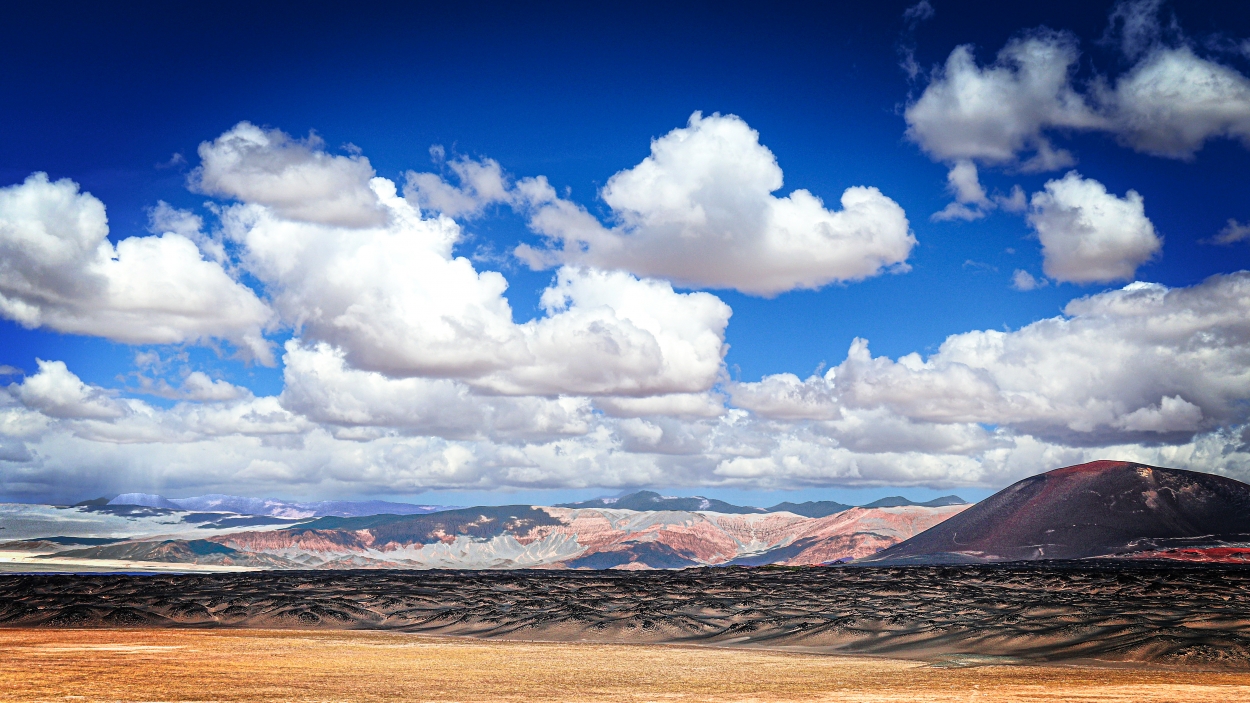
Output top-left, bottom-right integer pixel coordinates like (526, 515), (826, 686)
(4, 564), (1250, 666)
(3, 628), (1250, 703)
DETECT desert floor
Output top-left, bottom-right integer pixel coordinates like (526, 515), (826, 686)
(2, 628), (1250, 703)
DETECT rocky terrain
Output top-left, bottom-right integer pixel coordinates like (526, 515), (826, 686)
(4, 563), (1250, 667)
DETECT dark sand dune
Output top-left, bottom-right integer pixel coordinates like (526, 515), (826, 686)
(3, 563), (1250, 668)
(863, 460), (1250, 564)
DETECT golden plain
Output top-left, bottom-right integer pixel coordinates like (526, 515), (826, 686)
(3, 628), (1250, 703)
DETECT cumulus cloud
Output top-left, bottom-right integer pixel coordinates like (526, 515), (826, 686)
(594, 392), (727, 419)
(1211, 219), (1250, 245)
(732, 272), (1250, 447)
(8, 272), (1250, 500)
(130, 369), (252, 402)
(403, 152), (510, 218)
(148, 201), (227, 264)
(931, 160), (996, 221)
(1104, 46), (1250, 158)
(1027, 171), (1160, 283)
(905, 30), (1103, 171)
(728, 372), (841, 421)
(178, 373), (250, 402)
(192, 122), (387, 228)
(513, 112), (915, 296)
(211, 130), (731, 397)
(279, 341), (592, 441)
(13, 360), (125, 420)
(997, 185), (1028, 213)
(8, 114), (1250, 500)
(1010, 269), (1048, 291)
(0, 173), (276, 363)
(907, 13), (1250, 169)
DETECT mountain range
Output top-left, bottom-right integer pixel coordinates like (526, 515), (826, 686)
(99, 489), (967, 519)
(3, 489), (971, 571)
(9, 460), (1250, 571)
(43, 503), (965, 570)
(556, 490), (967, 517)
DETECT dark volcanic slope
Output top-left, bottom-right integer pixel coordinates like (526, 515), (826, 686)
(863, 461), (1250, 564)
(764, 500), (851, 518)
(4, 565), (1250, 667)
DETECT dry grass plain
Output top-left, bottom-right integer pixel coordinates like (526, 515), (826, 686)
(2, 628), (1250, 703)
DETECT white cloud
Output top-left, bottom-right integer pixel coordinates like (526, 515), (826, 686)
(7, 299), (1250, 499)
(903, 1), (934, 27)
(13, 360), (125, 420)
(905, 31), (1103, 170)
(129, 371), (251, 403)
(212, 132), (731, 397)
(0, 173), (275, 363)
(996, 184), (1028, 213)
(1010, 269), (1048, 291)
(192, 122), (387, 228)
(728, 372), (840, 421)
(279, 341), (592, 441)
(177, 373), (251, 402)
(945, 159), (991, 206)
(1105, 0), (1169, 61)
(1105, 47), (1250, 158)
(403, 154), (510, 218)
(1027, 171), (1160, 283)
(731, 272), (1250, 446)
(931, 160), (995, 221)
(513, 112), (915, 296)
(594, 392), (727, 419)
(148, 201), (226, 264)
(8, 114), (1250, 500)
(1115, 395), (1203, 433)
(1212, 219), (1250, 245)
(907, 18), (1250, 169)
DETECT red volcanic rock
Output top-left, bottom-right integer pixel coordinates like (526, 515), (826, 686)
(862, 461), (1250, 564)
(519, 506), (967, 568)
(779, 506), (968, 565)
(1127, 547), (1250, 563)
(214, 529), (375, 553)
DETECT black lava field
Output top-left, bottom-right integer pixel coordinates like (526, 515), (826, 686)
(2, 563), (1249, 668)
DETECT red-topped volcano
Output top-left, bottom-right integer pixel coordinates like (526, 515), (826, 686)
(860, 461), (1250, 564)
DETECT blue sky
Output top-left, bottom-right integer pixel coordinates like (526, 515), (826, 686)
(1, 1), (1249, 505)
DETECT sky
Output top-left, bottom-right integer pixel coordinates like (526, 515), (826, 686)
(1, 0), (1249, 506)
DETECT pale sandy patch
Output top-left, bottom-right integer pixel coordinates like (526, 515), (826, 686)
(2, 628), (1249, 702)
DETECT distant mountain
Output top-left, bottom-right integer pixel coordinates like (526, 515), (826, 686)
(860, 461), (1250, 565)
(54, 539), (297, 568)
(860, 495), (967, 509)
(559, 491), (966, 517)
(557, 490), (766, 514)
(109, 493), (182, 509)
(105, 493), (454, 518)
(47, 503), (969, 570)
(765, 501), (852, 518)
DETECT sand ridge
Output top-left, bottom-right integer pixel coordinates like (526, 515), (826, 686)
(3, 562), (1250, 668)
